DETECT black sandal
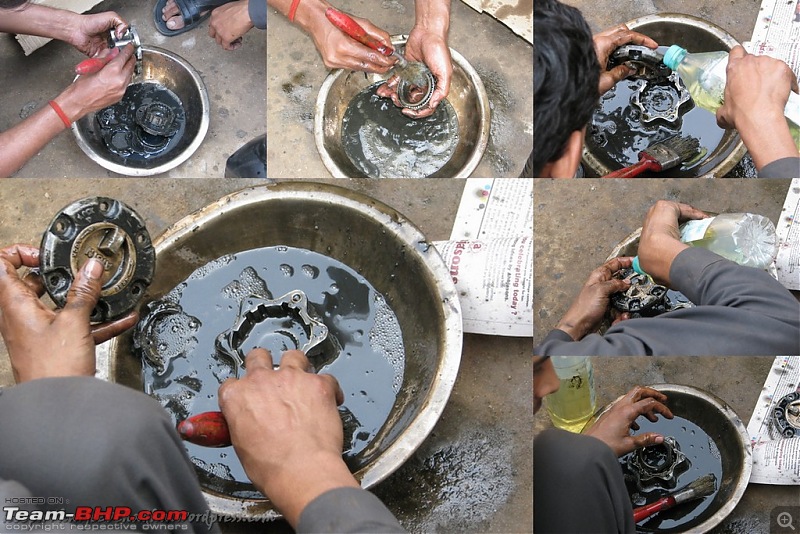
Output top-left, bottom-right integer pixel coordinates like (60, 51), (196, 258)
(153, 0), (238, 36)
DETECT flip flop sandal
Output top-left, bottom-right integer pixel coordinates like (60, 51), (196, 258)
(153, 0), (238, 36)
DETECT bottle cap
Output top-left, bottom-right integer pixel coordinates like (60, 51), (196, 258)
(663, 45), (688, 70)
(632, 255), (647, 276)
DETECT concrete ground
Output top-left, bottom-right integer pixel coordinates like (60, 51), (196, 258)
(0, 0), (265, 177)
(0, 178), (532, 533)
(266, 0), (533, 178)
(533, 179), (799, 532)
(534, 356), (798, 533)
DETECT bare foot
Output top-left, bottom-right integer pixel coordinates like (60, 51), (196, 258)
(162, 0), (208, 30)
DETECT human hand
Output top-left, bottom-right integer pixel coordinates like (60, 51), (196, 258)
(209, 1), (254, 51)
(593, 24), (658, 95)
(375, 26), (452, 118)
(717, 45), (800, 169)
(638, 200), (708, 286)
(305, 8), (395, 73)
(555, 256), (633, 341)
(584, 386), (674, 457)
(67, 11), (127, 57)
(0, 244), (138, 384)
(218, 348), (357, 528)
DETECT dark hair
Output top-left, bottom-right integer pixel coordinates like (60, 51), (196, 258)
(533, 0), (600, 176)
(0, 0), (27, 8)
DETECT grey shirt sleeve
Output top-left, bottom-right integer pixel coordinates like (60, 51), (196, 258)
(758, 157), (800, 178)
(534, 247), (800, 356)
(297, 487), (406, 533)
(248, 0), (266, 29)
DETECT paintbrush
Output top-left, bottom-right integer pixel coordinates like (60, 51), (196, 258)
(602, 135), (700, 178)
(632, 473), (718, 523)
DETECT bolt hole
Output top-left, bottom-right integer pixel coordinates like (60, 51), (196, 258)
(55, 221), (65, 234)
(131, 285), (142, 296)
(49, 275), (60, 286)
(99, 201), (109, 212)
(136, 233), (146, 244)
(292, 293), (302, 302)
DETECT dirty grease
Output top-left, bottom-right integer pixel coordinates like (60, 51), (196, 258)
(134, 246), (404, 498)
(94, 81), (186, 163)
(342, 82), (459, 178)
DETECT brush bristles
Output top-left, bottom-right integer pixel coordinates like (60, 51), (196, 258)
(662, 135), (701, 159)
(675, 473), (717, 503)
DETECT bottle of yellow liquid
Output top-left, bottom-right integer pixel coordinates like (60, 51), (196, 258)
(679, 212), (778, 269)
(545, 356), (597, 433)
(663, 45), (800, 150)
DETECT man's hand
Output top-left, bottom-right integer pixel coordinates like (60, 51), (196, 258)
(717, 45), (800, 170)
(67, 11), (128, 57)
(219, 348), (358, 528)
(0, 244), (138, 383)
(555, 257), (633, 341)
(584, 386), (674, 457)
(593, 24), (658, 95)
(208, 1), (254, 51)
(638, 200), (708, 286)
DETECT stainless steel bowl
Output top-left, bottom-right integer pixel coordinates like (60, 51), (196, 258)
(314, 35), (490, 178)
(99, 182), (462, 518)
(582, 13), (747, 177)
(72, 46), (210, 176)
(585, 384), (752, 533)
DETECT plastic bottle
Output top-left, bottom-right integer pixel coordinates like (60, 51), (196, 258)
(678, 212), (778, 269)
(662, 45), (800, 150)
(544, 356), (597, 433)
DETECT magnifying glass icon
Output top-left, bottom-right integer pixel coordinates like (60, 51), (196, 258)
(778, 512), (796, 530)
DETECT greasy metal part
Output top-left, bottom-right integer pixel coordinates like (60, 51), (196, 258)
(396, 63), (436, 111)
(39, 197), (155, 322)
(627, 436), (691, 491)
(109, 26), (142, 73)
(315, 35), (490, 178)
(136, 101), (179, 137)
(630, 72), (693, 124)
(609, 45), (671, 82)
(611, 268), (668, 313)
(773, 391), (800, 438)
(72, 46), (210, 176)
(215, 290), (339, 375)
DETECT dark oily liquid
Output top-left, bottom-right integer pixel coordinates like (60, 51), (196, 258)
(619, 416), (723, 531)
(586, 48), (725, 177)
(135, 247), (404, 497)
(95, 81), (186, 162)
(342, 82), (459, 178)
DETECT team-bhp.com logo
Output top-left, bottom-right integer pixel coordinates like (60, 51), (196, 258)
(4, 505), (192, 530)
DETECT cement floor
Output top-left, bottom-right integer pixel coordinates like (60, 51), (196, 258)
(0, 178), (532, 533)
(534, 356), (798, 534)
(0, 1), (266, 178)
(266, 0), (533, 178)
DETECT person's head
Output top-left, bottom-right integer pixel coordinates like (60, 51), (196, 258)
(533, 356), (559, 414)
(0, 0), (27, 8)
(533, 0), (600, 177)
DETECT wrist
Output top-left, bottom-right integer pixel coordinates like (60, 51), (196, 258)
(555, 317), (591, 341)
(291, 0), (330, 33)
(54, 86), (87, 125)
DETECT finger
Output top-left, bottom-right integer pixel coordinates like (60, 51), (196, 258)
(630, 385), (669, 404)
(217, 377), (239, 410)
(604, 64), (636, 86)
(611, 310), (631, 325)
(109, 43), (135, 69)
(588, 256), (633, 284)
(244, 347), (274, 370)
(61, 258), (104, 320)
(630, 420), (640, 431)
(402, 106), (434, 119)
(632, 397), (674, 420)
(279, 349), (312, 372)
(320, 373), (345, 405)
(631, 432), (665, 450)
(728, 44), (747, 61)
(607, 29), (658, 50)
(674, 202), (709, 222)
(21, 270), (45, 297)
(0, 244), (40, 271)
(597, 278), (631, 297)
(91, 310), (138, 344)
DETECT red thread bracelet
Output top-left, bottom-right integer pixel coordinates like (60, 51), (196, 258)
(288, 0), (301, 21)
(49, 100), (71, 128)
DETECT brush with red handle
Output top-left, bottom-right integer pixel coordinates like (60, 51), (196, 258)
(632, 473), (717, 523)
(603, 135), (700, 178)
(177, 411), (231, 447)
(74, 47), (121, 75)
(325, 7), (408, 69)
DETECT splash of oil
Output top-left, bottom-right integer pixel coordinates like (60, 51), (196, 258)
(342, 82), (459, 178)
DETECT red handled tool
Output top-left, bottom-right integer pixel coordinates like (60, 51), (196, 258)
(74, 47), (120, 75)
(632, 473), (717, 523)
(602, 135), (700, 178)
(325, 7), (407, 68)
(177, 411), (231, 447)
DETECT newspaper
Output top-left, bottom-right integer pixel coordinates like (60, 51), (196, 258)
(746, 0), (800, 79)
(775, 179), (800, 291)
(746, 356), (800, 485)
(433, 178), (532, 337)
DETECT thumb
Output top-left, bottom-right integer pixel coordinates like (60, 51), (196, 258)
(62, 258), (104, 320)
(632, 432), (665, 450)
(606, 64), (635, 86)
(599, 278), (630, 297)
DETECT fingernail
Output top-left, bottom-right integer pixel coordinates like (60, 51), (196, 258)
(83, 258), (104, 280)
(654, 435), (664, 444)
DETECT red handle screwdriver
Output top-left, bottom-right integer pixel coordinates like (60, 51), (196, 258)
(177, 411), (231, 447)
(324, 7), (407, 68)
(74, 47), (120, 75)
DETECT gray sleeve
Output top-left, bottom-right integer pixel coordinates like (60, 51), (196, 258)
(248, 0), (266, 29)
(297, 487), (406, 533)
(757, 157), (800, 178)
(534, 247), (800, 356)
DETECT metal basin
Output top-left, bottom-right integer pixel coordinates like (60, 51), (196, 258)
(585, 384), (752, 533)
(582, 14), (747, 177)
(314, 35), (490, 178)
(99, 182), (462, 518)
(72, 46), (210, 176)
